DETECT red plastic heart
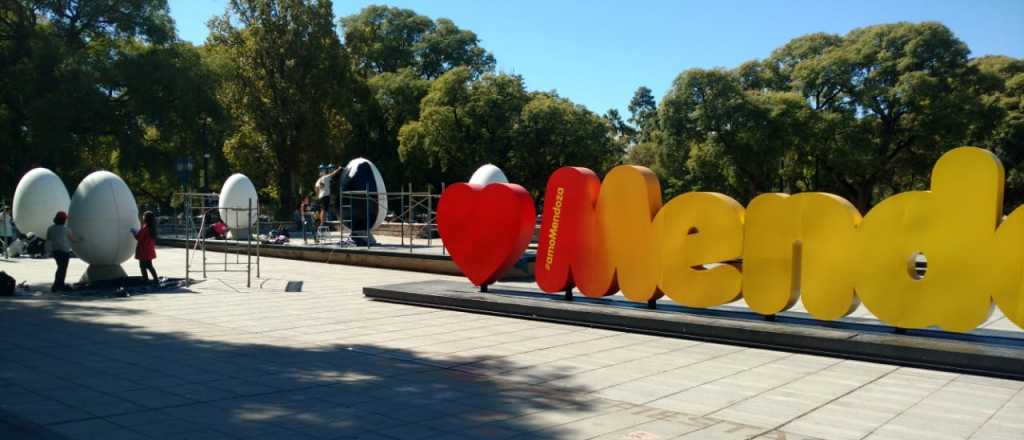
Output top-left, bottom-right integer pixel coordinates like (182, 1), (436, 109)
(437, 183), (536, 286)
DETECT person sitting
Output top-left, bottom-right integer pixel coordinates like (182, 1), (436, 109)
(45, 211), (82, 292)
(210, 219), (229, 240)
(130, 211), (159, 283)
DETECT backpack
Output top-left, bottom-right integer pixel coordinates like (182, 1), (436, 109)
(0, 271), (14, 296)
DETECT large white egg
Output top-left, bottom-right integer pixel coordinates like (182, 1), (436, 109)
(338, 158), (387, 232)
(13, 168), (71, 237)
(218, 173), (258, 231)
(68, 171), (140, 266)
(468, 164), (509, 185)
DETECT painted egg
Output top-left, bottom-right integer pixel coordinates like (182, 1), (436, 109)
(468, 164), (509, 185)
(339, 158), (387, 232)
(218, 174), (258, 231)
(68, 171), (140, 265)
(12, 168), (71, 237)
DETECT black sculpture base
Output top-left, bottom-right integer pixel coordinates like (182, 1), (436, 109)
(363, 280), (1024, 381)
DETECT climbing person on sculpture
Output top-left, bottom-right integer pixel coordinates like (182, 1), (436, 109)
(131, 211), (159, 283)
(314, 164), (343, 228)
(45, 211), (82, 292)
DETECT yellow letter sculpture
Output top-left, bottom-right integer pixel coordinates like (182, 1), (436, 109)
(598, 165), (663, 302)
(742, 193), (863, 319)
(856, 147), (1003, 332)
(656, 192), (745, 307)
(992, 207), (1024, 329)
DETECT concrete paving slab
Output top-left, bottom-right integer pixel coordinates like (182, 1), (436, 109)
(1, 247), (1022, 439)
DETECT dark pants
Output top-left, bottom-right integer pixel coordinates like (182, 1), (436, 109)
(139, 260), (157, 281)
(52, 251), (70, 291)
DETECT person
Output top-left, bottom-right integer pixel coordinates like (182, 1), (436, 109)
(0, 206), (14, 253)
(131, 211), (158, 283)
(45, 211), (81, 292)
(314, 164), (343, 227)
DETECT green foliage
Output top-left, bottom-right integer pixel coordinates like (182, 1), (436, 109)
(627, 86), (658, 143)
(340, 5), (494, 79)
(0, 0), (224, 212)
(970, 56), (1024, 208)
(649, 22), (1020, 211)
(398, 68), (620, 194)
(5, 5), (1022, 219)
(207, 0), (352, 215)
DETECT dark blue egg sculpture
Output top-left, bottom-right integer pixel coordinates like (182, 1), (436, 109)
(338, 158), (387, 244)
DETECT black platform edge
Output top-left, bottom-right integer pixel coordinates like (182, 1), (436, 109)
(157, 237), (534, 279)
(363, 280), (1024, 381)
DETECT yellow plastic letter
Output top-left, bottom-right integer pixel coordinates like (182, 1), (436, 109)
(598, 165), (662, 302)
(992, 207), (1024, 330)
(742, 193), (862, 319)
(741, 193), (861, 318)
(655, 192), (744, 307)
(856, 147), (1003, 332)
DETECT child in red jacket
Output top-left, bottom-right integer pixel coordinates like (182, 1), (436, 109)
(132, 211), (158, 283)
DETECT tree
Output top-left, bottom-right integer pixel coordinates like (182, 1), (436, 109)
(655, 22), (995, 211)
(208, 0), (351, 215)
(398, 69), (619, 194)
(627, 86), (658, 142)
(970, 55), (1024, 210)
(340, 5), (494, 79)
(797, 23), (989, 209)
(398, 67), (528, 186)
(339, 6), (495, 191)
(658, 69), (813, 201)
(0, 0), (223, 209)
(511, 94), (622, 193)
(603, 108), (635, 141)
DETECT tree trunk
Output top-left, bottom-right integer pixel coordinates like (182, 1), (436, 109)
(276, 162), (294, 220)
(854, 182), (873, 214)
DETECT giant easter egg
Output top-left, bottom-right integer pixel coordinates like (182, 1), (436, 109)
(68, 171), (140, 265)
(339, 158), (387, 232)
(468, 164), (509, 186)
(13, 168), (71, 237)
(218, 174), (258, 231)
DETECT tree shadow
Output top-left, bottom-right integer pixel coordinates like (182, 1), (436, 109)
(0, 297), (597, 439)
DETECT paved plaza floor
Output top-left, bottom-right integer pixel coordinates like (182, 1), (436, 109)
(1, 248), (1021, 439)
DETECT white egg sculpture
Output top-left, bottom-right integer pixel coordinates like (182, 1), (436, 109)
(468, 164), (509, 186)
(13, 168), (71, 237)
(68, 171), (140, 281)
(218, 173), (258, 239)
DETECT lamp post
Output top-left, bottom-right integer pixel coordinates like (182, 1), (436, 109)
(200, 117), (212, 192)
(176, 157), (195, 192)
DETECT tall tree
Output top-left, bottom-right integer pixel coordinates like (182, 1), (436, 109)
(627, 86), (658, 142)
(970, 55), (1024, 210)
(340, 5), (494, 79)
(511, 94), (623, 194)
(655, 22), (995, 211)
(1, 0), (223, 208)
(208, 0), (351, 214)
(398, 67), (528, 186)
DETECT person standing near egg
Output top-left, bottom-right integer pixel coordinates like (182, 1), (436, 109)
(130, 211), (158, 283)
(46, 211), (82, 292)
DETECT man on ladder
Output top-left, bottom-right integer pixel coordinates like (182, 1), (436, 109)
(314, 164), (342, 233)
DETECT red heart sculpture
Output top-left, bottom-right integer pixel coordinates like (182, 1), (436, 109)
(438, 183), (536, 286)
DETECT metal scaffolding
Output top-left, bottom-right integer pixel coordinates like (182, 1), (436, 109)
(331, 185), (443, 253)
(175, 192), (261, 288)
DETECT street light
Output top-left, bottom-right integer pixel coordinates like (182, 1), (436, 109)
(176, 157), (195, 191)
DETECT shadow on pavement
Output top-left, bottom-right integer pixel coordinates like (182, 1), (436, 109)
(0, 298), (596, 439)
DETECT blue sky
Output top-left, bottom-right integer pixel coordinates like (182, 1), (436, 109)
(169, 0), (1024, 116)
